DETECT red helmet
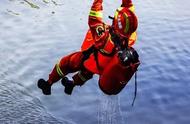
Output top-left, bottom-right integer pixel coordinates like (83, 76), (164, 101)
(113, 7), (138, 38)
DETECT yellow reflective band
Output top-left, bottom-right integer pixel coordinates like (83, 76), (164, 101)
(124, 13), (130, 33)
(78, 71), (87, 82)
(56, 62), (64, 77)
(129, 5), (135, 12)
(129, 32), (137, 41)
(89, 10), (103, 18)
(114, 11), (118, 19)
(128, 32), (137, 46)
(117, 7), (123, 11)
(114, 7), (123, 18)
(99, 49), (110, 54)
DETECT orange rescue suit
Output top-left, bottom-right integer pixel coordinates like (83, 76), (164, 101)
(47, 0), (140, 95)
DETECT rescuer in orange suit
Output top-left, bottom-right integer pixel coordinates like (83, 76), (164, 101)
(38, 0), (140, 95)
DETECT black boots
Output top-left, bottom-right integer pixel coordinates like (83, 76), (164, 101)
(37, 79), (52, 95)
(37, 77), (75, 95)
(61, 77), (75, 95)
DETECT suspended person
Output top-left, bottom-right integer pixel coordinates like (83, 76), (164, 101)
(37, 0), (140, 95)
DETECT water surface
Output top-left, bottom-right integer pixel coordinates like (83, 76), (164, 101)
(0, 0), (190, 124)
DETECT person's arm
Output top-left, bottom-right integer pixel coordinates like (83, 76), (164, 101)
(88, 0), (108, 49)
(89, 0), (103, 28)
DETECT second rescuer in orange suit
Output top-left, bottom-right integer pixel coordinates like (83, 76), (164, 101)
(38, 0), (140, 95)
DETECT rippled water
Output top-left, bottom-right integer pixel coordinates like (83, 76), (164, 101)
(0, 0), (190, 124)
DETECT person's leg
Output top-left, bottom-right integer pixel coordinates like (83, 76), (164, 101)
(38, 51), (85, 95)
(48, 52), (85, 84)
(72, 69), (93, 86)
(61, 69), (93, 95)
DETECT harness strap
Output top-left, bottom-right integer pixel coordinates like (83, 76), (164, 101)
(82, 45), (95, 61)
(82, 45), (101, 71)
(94, 49), (101, 70)
(99, 46), (116, 56)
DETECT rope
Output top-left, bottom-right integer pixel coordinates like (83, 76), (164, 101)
(131, 71), (137, 106)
